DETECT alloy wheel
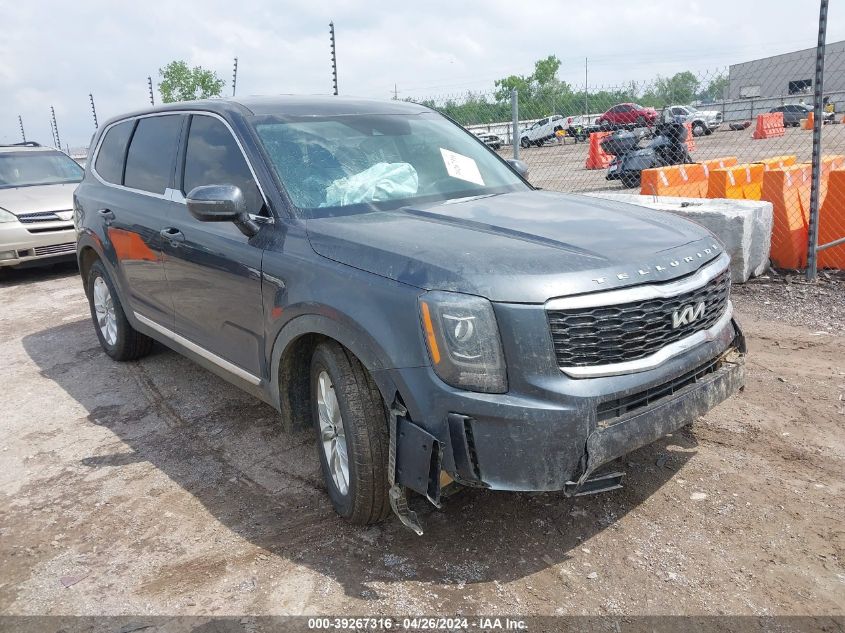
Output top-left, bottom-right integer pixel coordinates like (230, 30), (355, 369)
(93, 276), (117, 346)
(317, 370), (349, 496)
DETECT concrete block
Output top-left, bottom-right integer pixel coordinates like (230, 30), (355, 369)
(585, 192), (773, 283)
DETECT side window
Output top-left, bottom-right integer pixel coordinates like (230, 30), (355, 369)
(95, 120), (134, 185)
(537, 118), (549, 126)
(182, 115), (263, 213)
(124, 115), (183, 195)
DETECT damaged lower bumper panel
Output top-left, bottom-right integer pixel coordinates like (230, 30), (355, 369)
(388, 339), (745, 534)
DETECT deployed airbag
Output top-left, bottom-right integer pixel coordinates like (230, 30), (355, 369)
(323, 162), (418, 207)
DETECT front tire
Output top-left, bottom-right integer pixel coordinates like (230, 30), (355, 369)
(86, 260), (153, 361)
(692, 122), (706, 137)
(520, 137), (530, 148)
(310, 341), (390, 525)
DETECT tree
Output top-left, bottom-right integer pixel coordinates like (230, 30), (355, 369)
(158, 61), (225, 103)
(493, 55), (573, 118)
(644, 71), (700, 106)
(702, 73), (729, 101)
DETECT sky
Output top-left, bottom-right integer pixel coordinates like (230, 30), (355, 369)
(1, 0), (842, 149)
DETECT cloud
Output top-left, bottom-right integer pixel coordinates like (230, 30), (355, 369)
(1, 0), (841, 147)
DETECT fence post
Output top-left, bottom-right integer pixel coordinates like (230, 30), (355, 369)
(511, 89), (519, 160)
(807, 0), (829, 281)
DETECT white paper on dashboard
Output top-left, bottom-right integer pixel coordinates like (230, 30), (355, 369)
(439, 148), (485, 186)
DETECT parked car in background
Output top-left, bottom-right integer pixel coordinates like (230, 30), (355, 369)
(520, 114), (566, 147)
(596, 103), (659, 129)
(0, 142), (84, 268)
(667, 105), (723, 136)
(770, 104), (834, 126)
(473, 130), (503, 150)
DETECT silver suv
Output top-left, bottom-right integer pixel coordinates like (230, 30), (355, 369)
(0, 142), (83, 268)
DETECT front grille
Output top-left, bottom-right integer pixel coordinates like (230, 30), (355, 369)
(548, 269), (730, 369)
(596, 354), (725, 425)
(17, 211), (64, 223)
(33, 242), (75, 256)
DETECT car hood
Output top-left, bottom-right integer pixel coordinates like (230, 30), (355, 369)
(306, 190), (723, 303)
(696, 109), (721, 119)
(0, 183), (77, 215)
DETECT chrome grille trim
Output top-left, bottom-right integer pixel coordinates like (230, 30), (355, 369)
(546, 253), (733, 378)
(33, 242), (76, 256)
(546, 253), (730, 310)
(17, 211), (65, 223)
(560, 304), (733, 378)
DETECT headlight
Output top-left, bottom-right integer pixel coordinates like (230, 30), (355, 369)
(0, 208), (17, 223)
(418, 291), (507, 393)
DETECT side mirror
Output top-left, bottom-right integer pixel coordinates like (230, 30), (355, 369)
(186, 184), (259, 237)
(506, 159), (529, 179)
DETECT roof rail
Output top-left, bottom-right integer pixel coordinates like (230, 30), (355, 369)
(0, 141), (42, 148)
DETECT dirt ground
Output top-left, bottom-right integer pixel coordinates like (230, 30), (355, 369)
(0, 261), (843, 620)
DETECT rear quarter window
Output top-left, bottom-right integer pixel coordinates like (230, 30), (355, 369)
(123, 115), (184, 195)
(95, 120), (134, 185)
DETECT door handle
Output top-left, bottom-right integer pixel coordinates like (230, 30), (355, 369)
(98, 208), (115, 223)
(160, 227), (185, 244)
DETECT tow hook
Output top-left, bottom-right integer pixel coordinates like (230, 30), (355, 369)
(388, 400), (424, 536)
(564, 471), (625, 497)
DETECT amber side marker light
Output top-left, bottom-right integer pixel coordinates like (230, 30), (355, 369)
(420, 300), (441, 365)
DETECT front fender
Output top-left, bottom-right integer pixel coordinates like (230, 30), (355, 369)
(268, 312), (403, 413)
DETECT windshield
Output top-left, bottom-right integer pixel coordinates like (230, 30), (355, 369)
(252, 112), (528, 217)
(0, 150), (84, 189)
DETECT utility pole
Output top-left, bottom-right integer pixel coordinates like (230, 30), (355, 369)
(392, 84), (398, 100)
(50, 106), (61, 150)
(329, 21), (338, 95)
(147, 76), (155, 106)
(18, 116), (25, 142)
(89, 93), (98, 129)
(806, 0), (829, 281)
(232, 57), (238, 96)
(584, 57), (589, 116)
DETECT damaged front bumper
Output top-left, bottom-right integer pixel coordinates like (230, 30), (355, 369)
(386, 320), (746, 534)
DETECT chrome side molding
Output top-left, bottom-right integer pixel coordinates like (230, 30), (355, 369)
(134, 312), (262, 386)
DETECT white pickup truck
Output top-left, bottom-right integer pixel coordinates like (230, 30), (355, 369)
(519, 115), (567, 147)
(668, 105), (723, 136)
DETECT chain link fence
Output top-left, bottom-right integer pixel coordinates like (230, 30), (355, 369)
(414, 15), (844, 276)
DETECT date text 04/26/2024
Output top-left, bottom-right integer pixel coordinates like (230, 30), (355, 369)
(307, 617), (528, 630)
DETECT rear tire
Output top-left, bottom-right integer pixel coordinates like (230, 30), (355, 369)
(86, 260), (153, 361)
(310, 341), (390, 525)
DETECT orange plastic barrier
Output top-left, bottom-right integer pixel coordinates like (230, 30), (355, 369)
(640, 164), (707, 198)
(818, 169), (845, 269)
(699, 157), (738, 183)
(757, 155), (796, 171)
(684, 123), (696, 152)
(762, 165), (812, 269)
(752, 112), (785, 139)
(801, 111), (815, 130)
(585, 131), (612, 169)
(821, 154), (845, 176)
(707, 163), (766, 200)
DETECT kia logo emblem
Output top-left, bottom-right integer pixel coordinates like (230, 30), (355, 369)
(672, 302), (705, 328)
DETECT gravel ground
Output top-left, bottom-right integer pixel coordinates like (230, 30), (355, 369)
(0, 262), (843, 622)
(732, 268), (845, 333)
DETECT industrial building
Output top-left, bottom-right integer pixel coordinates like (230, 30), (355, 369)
(728, 40), (845, 100)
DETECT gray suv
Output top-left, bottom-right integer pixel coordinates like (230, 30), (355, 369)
(74, 97), (745, 534)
